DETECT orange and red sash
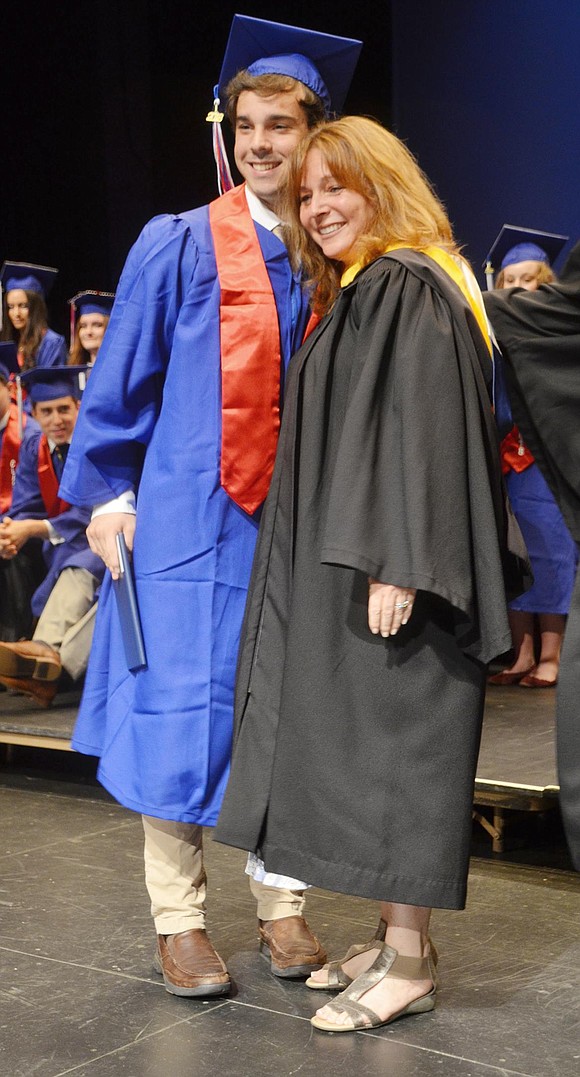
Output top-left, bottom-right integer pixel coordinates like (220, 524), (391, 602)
(209, 185), (283, 515)
(500, 424), (535, 475)
(0, 403), (25, 513)
(37, 435), (70, 517)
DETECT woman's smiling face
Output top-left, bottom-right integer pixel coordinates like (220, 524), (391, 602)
(299, 148), (372, 268)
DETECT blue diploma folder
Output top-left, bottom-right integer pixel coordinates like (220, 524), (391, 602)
(112, 532), (147, 672)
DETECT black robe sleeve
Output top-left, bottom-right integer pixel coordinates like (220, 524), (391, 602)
(319, 253), (529, 662)
(483, 241), (580, 544)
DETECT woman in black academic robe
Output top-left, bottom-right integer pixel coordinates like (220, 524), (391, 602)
(215, 117), (529, 1033)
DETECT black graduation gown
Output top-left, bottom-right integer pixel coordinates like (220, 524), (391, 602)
(484, 241), (580, 869)
(215, 251), (529, 909)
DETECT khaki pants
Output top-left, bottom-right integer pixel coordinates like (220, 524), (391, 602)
(33, 566), (98, 680)
(142, 815), (305, 934)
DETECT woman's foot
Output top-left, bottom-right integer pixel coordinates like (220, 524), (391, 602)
(311, 943), (435, 1032)
(308, 922), (436, 992)
(519, 658), (558, 687)
(307, 918), (387, 989)
(487, 664), (535, 685)
(308, 944), (382, 988)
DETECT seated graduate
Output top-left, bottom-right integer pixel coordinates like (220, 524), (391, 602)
(484, 226), (578, 689)
(68, 290), (115, 368)
(0, 261), (68, 372)
(0, 342), (43, 640)
(0, 366), (104, 705)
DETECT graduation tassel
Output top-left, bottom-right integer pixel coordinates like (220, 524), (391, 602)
(206, 94), (234, 195)
(484, 261), (494, 291)
(69, 299), (76, 351)
(16, 375), (23, 440)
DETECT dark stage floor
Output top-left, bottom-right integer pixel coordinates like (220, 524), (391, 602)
(0, 686), (579, 1076)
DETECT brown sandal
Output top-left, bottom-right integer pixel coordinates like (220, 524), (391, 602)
(311, 942), (436, 1033)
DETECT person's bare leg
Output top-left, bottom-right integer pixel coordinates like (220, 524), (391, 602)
(499, 610), (535, 674)
(315, 904), (433, 1028)
(532, 613), (565, 684)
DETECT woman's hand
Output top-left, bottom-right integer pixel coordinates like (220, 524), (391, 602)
(368, 580), (417, 637)
(86, 512), (136, 580)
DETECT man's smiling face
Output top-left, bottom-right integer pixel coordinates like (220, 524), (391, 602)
(233, 89), (309, 209)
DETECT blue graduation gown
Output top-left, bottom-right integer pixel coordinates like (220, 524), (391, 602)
(10, 429), (104, 616)
(35, 328), (68, 368)
(494, 356), (578, 614)
(59, 198), (310, 824)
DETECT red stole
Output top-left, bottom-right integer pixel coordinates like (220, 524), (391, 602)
(209, 184), (284, 515)
(500, 424), (535, 475)
(37, 436), (70, 517)
(0, 404), (24, 513)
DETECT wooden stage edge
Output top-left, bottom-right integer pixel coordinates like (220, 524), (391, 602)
(0, 683), (560, 853)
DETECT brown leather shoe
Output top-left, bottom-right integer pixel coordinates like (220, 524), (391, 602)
(258, 916), (327, 978)
(0, 640), (61, 681)
(0, 675), (59, 708)
(154, 929), (231, 998)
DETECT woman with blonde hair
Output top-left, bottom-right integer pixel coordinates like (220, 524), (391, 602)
(216, 117), (528, 1033)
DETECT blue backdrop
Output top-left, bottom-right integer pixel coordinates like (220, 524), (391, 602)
(390, 1), (580, 288)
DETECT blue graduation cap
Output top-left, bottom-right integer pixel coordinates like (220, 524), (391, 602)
(19, 364), (90, 403)
(0, 260), (59, 298)
(208, 15), (362, 193)
(69, 290), (115, 346)
(0, 342), (19, 381)
(483, 225), (569, 288)
(217, 15), (362, 115)
(69, 290), (115, 318)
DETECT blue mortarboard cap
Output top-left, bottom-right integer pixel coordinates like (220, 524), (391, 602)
(0, 342), (19, 380)
(69, 290), (115, 317)
(484, 225), (569, 277)
(19, 365), (89, 403)
(0, 260), (59, 298)
(217, 15), (362, 115)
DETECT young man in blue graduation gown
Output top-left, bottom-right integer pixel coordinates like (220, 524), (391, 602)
(0, 367), (104, 703)
(59, 18), (362, 998)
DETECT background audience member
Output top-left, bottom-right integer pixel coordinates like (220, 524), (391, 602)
(485, 227), (578, 688)
(68, 291), (115, 367)
(0, 342), (42, 640)
(484, 239), (580, 867)
(0, 262), (67, 371)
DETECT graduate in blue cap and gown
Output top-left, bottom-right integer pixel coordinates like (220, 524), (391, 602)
(0, 261), (68, 372)
(484, 226), (578, 689)
(0, 365), (104, 673)
(68, 290), (115, 367)
(59, 15), (362, 998)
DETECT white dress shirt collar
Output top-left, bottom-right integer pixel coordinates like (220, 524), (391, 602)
(244, 186), (283, 232)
